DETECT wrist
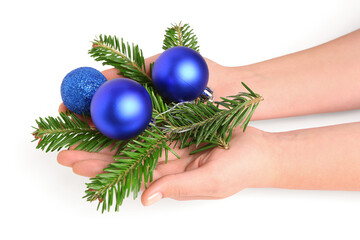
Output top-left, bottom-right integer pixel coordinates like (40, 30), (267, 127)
(255, 130), (282, 189)
(207, 63), (253, 101)
(266, 131), (301, 189)
(231, 127), (280, 189)
(244, 129), (292, 189)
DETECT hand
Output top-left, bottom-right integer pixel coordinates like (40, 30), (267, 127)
(56, 54), (275, 206)
(141, 127), (275, 206)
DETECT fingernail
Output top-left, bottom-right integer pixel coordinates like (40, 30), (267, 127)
(146, 192), (162, 206)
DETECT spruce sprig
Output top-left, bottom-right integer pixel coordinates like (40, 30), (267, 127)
(163, 22), (200, 52)
(84, 126), (178, 212)
(89, 35), (151, 84)
(32, 112), (121, 153)
(165, 83), (263, 152)
(89, 35), (169, 117)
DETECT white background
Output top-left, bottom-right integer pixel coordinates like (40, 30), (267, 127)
(1, 0), (359, 239)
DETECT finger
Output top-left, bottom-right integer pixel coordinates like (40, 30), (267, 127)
(101, 68), (122, 80)
(68, 142), (121, 156)
(154, 158), (193, 180)
(141, 148), (211, 191)
(158, 141), (209, 162)
(141, 166), (214, 206)
(158, 146), (191, 162)
(140, 157), (194, 191)
(58, 103), (95, 127)
(57, 150), (114, 167)
(144, 54), (160, 75)
(72, 159), (111, 178)
(58, 102), (68, 113)
(184, 150), (211, 171)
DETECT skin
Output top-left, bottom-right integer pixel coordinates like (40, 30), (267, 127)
(57, 29), (360, 206)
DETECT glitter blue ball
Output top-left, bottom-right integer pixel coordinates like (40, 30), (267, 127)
(61, 67), (107, 115)
(90, 78), (153, 140)
(152, 46), (209, 102)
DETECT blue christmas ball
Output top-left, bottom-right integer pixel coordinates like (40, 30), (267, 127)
(152, 46), (209, 102)
(61, 67), (107, 115)
(90, 78), (153, 140)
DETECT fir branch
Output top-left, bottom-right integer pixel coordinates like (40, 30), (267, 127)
(84, 126), (178, 212)
(32, 112), (121, 153)
(163, 22), (200, 52)
(165, 83), (263, 152)
(89, 35), (152, 85)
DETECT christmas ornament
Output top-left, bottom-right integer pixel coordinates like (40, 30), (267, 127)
(90, 78), (153, 140)
(32, 22), (262, 212)
(61, 67), (107, 115)
(152, 46), (209, 102)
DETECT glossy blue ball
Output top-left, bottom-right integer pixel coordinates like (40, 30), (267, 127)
(90, 78), (153, 140)
(61, 67), (107, 115)
(152, 46), (209, 102)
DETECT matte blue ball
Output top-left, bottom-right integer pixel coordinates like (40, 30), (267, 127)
(152, 46), (209, 102)
(90, 78), (153, 140)
(61, 67), (107, 115)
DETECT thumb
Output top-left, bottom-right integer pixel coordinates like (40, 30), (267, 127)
(141, 167), (213, 206)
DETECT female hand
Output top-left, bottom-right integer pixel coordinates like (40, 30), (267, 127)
(58, 122), (274, 206)
(141, 127), (275, 206)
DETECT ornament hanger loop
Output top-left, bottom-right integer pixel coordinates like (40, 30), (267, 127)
(200, 86), (214, 102)
(150, 101), (195, 133)
(150, 87), (215, 133)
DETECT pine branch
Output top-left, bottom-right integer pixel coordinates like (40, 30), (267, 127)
(32, 112), (122, 153)
(89, 35), (152, 85)
(84, 126), (178, 212)
(165, 82), (263, 152)
(163, 22), (200, 52)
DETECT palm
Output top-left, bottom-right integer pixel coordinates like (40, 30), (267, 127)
(140, 127), (272, 203)
(57, 133), (203, 178)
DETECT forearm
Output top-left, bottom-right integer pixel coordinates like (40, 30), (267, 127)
(217, 29), (360, 120)
(268, 122), (360, 191)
